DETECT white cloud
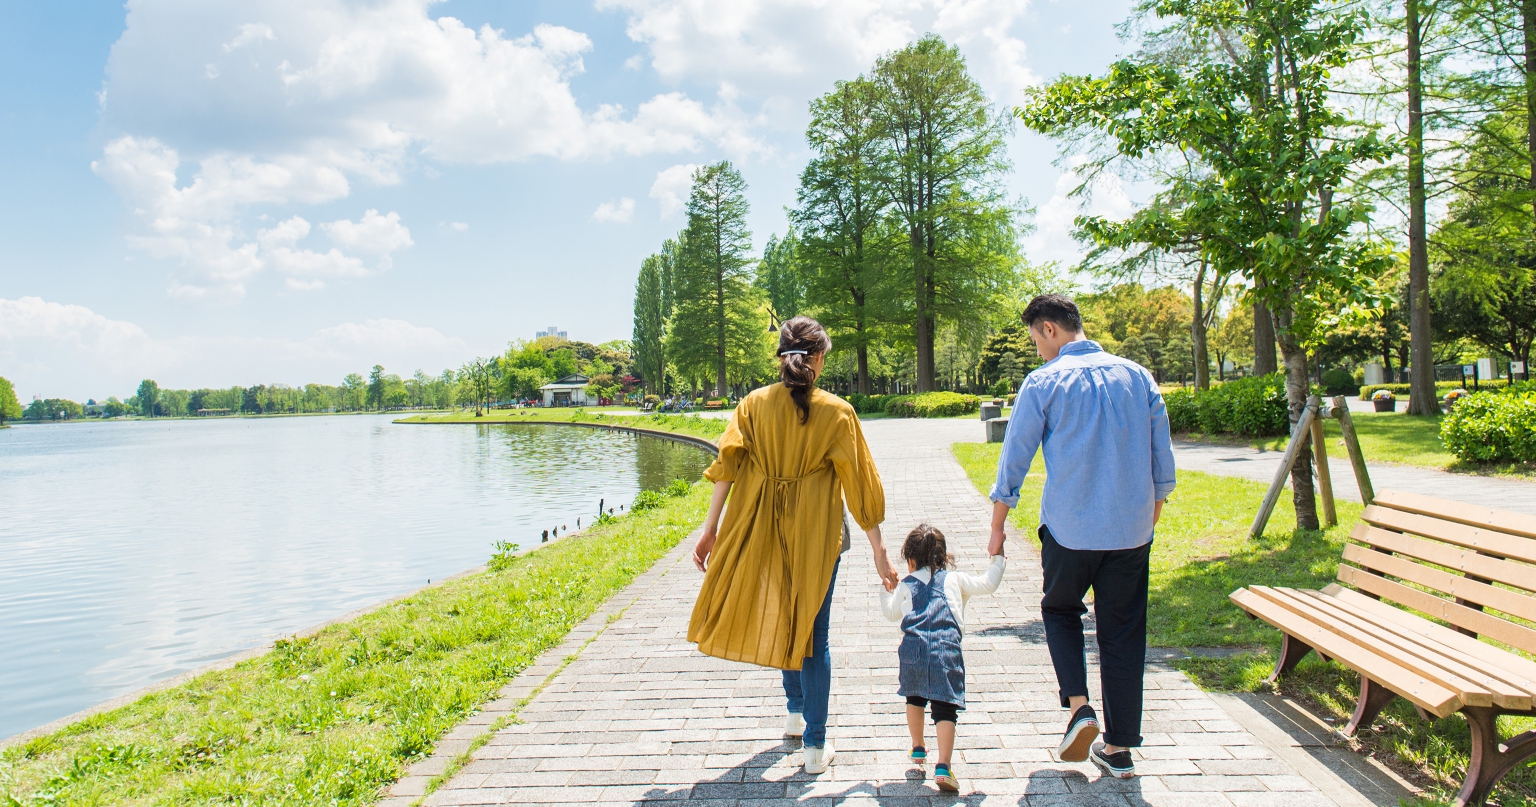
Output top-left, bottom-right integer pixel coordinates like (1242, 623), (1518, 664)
(0, 296), (470, 400)
(223, 22), (274, 52)
(322, 209), (413, 256)
(449, 221), (468, 232)
(1024, 160), (1133, 269)
(592, 197), (636, 223)
(598, 0), (1040, 105)
(650, 163), (698, 218)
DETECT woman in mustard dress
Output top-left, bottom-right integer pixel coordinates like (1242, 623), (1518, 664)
(688, 316), (898, 774)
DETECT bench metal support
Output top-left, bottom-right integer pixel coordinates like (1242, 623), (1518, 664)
(1267, 634), (1313, 684)
(1342, 675), (1398, 737)
(1457, 707), (1536, 807)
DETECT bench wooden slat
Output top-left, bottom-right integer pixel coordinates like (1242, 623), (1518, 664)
(1364, 506), (1536, 565)
(1324, 584), (1536, 692)
(1353, 524), (1536, 594)
(1231, 587), (1462, 717)
(1337, 565), (1536, 655)
(1282, 588), (1534, 707)
(1341, 545), (1536, 624)
(1373, 490), (1536, 541)
(1250, 586), (1503, 706)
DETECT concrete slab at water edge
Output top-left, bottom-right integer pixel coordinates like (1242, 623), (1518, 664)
(420, 418), (1373, 807)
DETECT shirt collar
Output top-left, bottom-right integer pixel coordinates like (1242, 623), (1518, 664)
(1057, 339), (1103, 357)
(909, 568), (932, 584)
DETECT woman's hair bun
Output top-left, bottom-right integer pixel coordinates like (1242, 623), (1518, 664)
(778, 316), (831, 425)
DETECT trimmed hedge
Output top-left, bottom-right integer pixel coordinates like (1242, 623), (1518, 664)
(1164, 373), (1290, 437)
(1321, 368), (1358, 397)
(1357, 381), (1465, 401)
(844, 393), (892, 414)
(883, 391), (981, 418)
(1441, 385), (1536, 463)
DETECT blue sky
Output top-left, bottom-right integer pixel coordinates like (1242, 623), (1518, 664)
(0, 0), (1135, 401)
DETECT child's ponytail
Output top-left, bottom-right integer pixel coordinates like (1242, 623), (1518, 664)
(901, 524), (954, 574)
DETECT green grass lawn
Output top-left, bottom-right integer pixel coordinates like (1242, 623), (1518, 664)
(0, 482), (709, 807)
(1240, 411), (1535, 478)
(395, 408), (728, 442)
(952, 441), (1536, 804)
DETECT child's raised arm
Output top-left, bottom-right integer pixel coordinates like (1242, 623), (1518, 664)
(957, 555), (1007, 597)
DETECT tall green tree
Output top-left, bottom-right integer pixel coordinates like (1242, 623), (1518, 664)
(754, 231), (807, 322)
(668, 162), (761, 397)
(136, 379), (160, 418)
(632, 252), (669, 394)
(794, 76), (903, 395)
(0, 376), (21, 425)
(366, 365), (386, 410)
(1020, 0), (1395, 530)
(871, 35), (1019, 391)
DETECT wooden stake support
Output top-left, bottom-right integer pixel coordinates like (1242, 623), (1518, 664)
(1249, 394), (1374, 539)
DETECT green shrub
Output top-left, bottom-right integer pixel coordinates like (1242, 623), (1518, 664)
(1321, 368), (1358, 397)
(665, 479), (693, 497)
(883, 391), (981, 418)
(844, 393), (895, 414)
(630, 490), (666, 512)
(1440, 387), (1536, 463)
(1164, 373), (1290, 437)
(1357, 381), (1464, 401)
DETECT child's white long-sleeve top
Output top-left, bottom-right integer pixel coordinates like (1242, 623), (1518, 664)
(879, 556), (1007, 632)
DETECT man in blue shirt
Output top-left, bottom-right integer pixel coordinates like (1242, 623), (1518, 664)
(986, 294), (1176, 780)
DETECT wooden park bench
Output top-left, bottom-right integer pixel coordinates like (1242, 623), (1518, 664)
(703, 399), (726, 410)
(1231, 489), (1536, 807)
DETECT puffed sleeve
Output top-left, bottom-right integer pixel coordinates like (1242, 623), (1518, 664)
(828, 408), (885, 531)
(703, 396), (750, 483)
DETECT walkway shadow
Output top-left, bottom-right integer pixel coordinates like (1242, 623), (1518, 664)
(1023, 767), (1148, 806)
(627, 743), (1002, 806)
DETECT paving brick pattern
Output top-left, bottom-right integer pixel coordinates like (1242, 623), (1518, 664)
(422, 419), (1333, 807)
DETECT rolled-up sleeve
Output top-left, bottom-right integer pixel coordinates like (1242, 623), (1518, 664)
(1148, 382), (1177, 500)
(989, 382), (1045, 508)
(830, 411), (886, 531)
(703, 402), (749, 483)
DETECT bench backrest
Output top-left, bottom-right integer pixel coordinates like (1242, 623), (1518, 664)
(1339, 490), (1536, 654)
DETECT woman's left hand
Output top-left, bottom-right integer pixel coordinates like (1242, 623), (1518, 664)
(692, 527), (717, 572)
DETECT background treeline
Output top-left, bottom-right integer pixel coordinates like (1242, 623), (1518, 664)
(1, 337), (635, 421)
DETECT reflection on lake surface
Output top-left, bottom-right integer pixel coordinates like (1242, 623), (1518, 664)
(0, 415), (712, 740)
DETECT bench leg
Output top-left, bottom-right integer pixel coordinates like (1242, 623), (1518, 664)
(1342, 675), (1397, 737)
(1267, 634), (1312, 684)
(1456, 707), (1536, 807)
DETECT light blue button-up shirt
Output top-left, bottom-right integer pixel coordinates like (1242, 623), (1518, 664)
(989, 339), (1177, 551)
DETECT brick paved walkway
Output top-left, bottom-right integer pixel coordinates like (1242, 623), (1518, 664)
(419, 419), (1336, 807)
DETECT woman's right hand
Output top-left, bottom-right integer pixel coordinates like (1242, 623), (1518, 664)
(693, 527), (717, 572)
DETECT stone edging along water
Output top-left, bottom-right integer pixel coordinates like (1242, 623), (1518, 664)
(0, 419), (718, 751)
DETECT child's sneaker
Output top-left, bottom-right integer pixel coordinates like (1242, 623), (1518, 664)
(1090, 742), (1135, 779)
(933, 763), (959, 792)
(909, 745), (927, 764)
(784, 712), (805, 738)
(1057, 704), (1099, 762)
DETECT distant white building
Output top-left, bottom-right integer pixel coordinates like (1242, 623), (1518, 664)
(536, 325), (568, 340)
(540, 374), (590, 406)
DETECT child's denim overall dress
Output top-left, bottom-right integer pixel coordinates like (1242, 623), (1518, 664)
(897, 570), (966, 708)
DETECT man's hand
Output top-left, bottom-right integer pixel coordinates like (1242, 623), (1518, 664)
(1153, 498), (1166, 526)
(988, 500), (1010, 557)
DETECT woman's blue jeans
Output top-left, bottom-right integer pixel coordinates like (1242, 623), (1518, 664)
(783, 559), (838, 748)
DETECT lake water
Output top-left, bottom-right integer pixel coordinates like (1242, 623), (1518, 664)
(0, 415), (713, 740)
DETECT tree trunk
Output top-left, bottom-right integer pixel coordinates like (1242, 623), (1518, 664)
(913, 235), (936, 392)
(1276, 312), (1319, 531)
(1406, 0), (1440, 416)
(1192, 260), (1210, 390)
(1253, 298), (1278, 375)
(715, 265), (728, 398)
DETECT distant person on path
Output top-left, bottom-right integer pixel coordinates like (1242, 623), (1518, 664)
(880, 524), (1006, 792)
(988, 294), (1176, 780)
(688, 316), (899, 775)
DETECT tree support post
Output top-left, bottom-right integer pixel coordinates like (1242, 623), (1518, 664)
(1309, 394), (1337, 528)
(1251, 398), (1319, 538)
(1331, 396), (1375, 506)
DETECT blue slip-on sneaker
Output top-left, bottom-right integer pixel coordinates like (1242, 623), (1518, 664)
(910, 745), (927, 763)
(934, 763), (959, 792)
(1056, 704), (1099, 762)
(1090, 742), (1135, 779)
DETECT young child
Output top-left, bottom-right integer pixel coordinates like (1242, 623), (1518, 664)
(880, 524), (1006, 792)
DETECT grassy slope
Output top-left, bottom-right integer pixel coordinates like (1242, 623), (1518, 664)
(395, 408), (728, 442)
(952, 441), (1536, 805)
(1235, 411), (1533, 478)
(0, 478), (710, 806)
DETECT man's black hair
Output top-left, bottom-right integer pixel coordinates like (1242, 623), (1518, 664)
(1021, 294), (1083, 333)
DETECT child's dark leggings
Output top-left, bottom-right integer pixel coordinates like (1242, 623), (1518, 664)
(906, 695), (959, 724)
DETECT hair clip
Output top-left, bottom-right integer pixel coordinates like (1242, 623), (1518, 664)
(779, 349), (808, 356)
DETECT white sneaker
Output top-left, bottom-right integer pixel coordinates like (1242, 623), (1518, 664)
(803, 741), (836, 774)
(784, 712), (805, 738)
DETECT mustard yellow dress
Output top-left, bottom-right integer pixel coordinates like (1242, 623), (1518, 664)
(687, 383), (886, 670)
